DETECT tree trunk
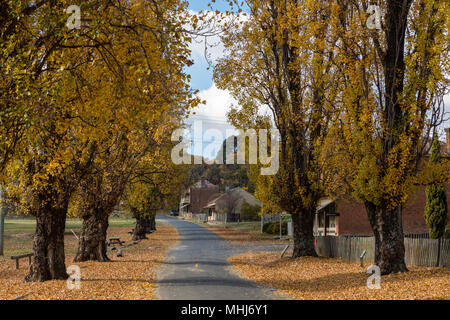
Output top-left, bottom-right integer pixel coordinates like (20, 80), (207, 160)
(0, 198), (5, 256)
(25, 207), (68, 282)
(149, 215), (156, 232)
(358, 0), (411, 276)
(132, 216), (150, 241)
(74, 211), (109, 262)
(365, 202), (408, 275)
(291, 210), (317, 258)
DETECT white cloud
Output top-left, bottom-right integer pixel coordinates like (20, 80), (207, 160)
(192, 83), (235, 120)
(184, 83), (238, 158)
(182, 9), (269, 159)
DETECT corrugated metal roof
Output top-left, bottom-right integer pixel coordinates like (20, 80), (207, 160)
(316, 198), (334, 212)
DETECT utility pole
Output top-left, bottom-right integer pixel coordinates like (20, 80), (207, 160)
(260, 215), (264, 233)
(260, 204), (264, 234)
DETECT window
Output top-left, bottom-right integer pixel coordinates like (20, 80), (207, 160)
(327, 215), (336, 228)
(318, 212), (325, 228)
(316, 202), (337, 232)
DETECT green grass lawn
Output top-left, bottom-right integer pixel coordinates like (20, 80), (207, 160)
(4, 217), (135, 232)
(219, 221), (262, 234)
(1, 217), (136, 257)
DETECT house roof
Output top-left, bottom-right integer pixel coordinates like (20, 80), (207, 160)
(204, 192), (223, 207)
(203, 187), (262, 209)
(317, 198), (334, 212)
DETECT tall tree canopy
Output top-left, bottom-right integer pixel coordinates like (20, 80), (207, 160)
(2, 0), (201, 281)
(216, 0), (448, 274)
(323, 0), (449, 274)
(215, 0), (339, 257)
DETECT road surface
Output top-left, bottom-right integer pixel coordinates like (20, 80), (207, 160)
(155, 215), (287, 300)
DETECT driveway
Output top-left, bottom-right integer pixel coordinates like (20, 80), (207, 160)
(155, 215), (288, 300)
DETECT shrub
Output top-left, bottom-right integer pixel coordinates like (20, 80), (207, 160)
(240, 202), (261, 221)
(263, 221), (287, 235)
(425, 136), (448, 239)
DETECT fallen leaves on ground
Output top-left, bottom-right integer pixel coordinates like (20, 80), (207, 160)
(229, 251), (450, 300)
(0, 224), (178, 300)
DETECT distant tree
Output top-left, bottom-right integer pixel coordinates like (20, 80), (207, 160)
(222, 190), (240, 217)
(187, 135), (254, 192)
(425, 136), (448, 239)
(125, 160), (190, 240)
(240, 202), (261, 221)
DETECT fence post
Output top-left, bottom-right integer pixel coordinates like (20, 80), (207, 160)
(348, 236), (352, 262)
(436, 237), (441, 267)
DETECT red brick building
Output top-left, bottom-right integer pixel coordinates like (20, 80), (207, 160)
(321, 185), (450, 236)
(315, 130), (450, 236)
(179, 179), (220, 217)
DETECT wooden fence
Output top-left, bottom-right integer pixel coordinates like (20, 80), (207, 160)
(315, 235), (450, 268)
(192, 213), (208, 222)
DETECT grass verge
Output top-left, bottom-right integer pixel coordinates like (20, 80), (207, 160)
(0, 221), (178, 300)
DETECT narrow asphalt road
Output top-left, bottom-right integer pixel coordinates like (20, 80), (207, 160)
(155, 215), (287, 300)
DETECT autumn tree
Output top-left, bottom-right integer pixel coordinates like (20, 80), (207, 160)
(71, 133), (130, 262)
(2, 0), (114, 281)
(126, 180), (163, 241)
(69, 0), (201, 261)
(222, 189), (240, 218)
(0, 0), (44, 174)
(215, 0), (339, 257)
(125, 159), (190, 241)
(2, 0), (201, 280)
(326, 0), (449, 273)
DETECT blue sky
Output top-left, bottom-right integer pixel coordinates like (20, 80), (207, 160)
(187, 0), (232, 12)
(183, 0), (245, 159)
(183, 1), (449, 157)
(186, 0), (241, 91)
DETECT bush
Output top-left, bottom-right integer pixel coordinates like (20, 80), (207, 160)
(263, 221), (287, 235)
(240, 202), (261, 221)
(425, 135), (448, 239)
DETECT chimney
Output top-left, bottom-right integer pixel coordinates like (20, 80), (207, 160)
(446, 128), (450, 154)
(200, 177), (206, 188)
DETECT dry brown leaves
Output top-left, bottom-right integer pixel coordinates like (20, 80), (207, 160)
(229, 251), (450, 300)
(0, 224), (178, 300)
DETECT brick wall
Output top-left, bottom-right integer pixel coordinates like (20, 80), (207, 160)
(189, 186), (220, 214)
(336, 184), (449, 235)
(335, 197), (371, 235)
